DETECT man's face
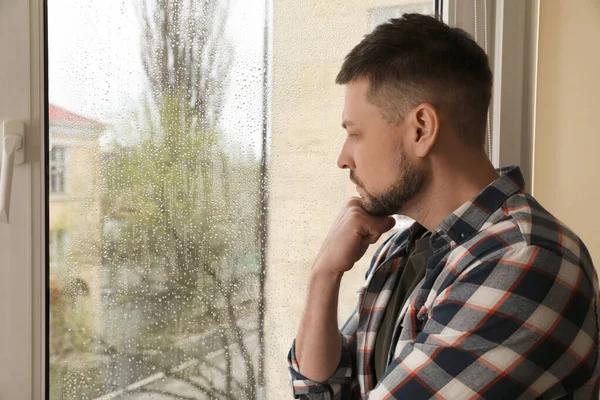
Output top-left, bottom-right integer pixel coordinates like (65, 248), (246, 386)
(337, 79), (425, 217)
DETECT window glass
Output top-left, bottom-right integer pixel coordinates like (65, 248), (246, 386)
(48, 1), (432, 398)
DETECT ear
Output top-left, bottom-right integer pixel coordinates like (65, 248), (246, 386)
(409, 103), (439, 158)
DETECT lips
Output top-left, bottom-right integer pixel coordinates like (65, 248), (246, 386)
(355, 185), (365, 198)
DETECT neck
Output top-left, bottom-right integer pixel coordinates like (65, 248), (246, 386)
(403, 151), (499, 233)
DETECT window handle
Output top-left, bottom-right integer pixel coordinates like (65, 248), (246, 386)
(0, 121), (25, 223)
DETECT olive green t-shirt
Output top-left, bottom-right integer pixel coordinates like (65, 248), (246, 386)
(374, 235), (433, 383)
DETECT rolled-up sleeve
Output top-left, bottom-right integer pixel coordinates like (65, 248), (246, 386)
(288, 335), (355, 399)
(288, 306), (360, 399)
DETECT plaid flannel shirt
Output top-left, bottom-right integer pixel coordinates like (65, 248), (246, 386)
(288, 166), (600, 399)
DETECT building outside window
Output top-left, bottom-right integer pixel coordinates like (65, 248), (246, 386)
(49, 146), (68, 195)
(49, 229), (67, 263)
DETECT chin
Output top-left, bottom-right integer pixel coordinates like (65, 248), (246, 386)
(358, 196), (369, 209)
(364, 203), (390, 217)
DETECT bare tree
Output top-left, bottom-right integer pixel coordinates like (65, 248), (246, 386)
(138, 0), (234, 128)
(99, 1), (264, 398)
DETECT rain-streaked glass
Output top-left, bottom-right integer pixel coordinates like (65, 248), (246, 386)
(48, 1), (432, 398)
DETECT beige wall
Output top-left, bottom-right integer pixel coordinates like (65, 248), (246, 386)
(534, 0), (600, 265)
(266, 1), (430, 397)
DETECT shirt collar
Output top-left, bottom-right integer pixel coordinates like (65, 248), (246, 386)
(429, 166), (526, 252)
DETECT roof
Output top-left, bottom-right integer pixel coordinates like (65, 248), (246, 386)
(49, 104), (103, 126)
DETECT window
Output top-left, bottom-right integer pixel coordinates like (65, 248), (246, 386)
(48, 0), (267, 398)
(0, 0), (535, 398)
(0, 0), (539, 400)
(49, 146), (67, 195)
(44, 1), (445, 398)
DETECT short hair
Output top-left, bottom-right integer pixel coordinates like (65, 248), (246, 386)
(336, 13), (492, 149)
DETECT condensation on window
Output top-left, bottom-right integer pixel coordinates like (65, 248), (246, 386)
(49, 0), (266, 398)
(48, 1), (431, 399)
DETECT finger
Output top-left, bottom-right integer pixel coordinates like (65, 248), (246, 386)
(362, 232), (383, 245)
(368, 215), (396, 235)
(346, 197), (364, 208)
(357, 218), (393, 245)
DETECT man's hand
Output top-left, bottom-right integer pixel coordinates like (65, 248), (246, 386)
(295, 198), (395, 381)
(314, 197), (396, 275)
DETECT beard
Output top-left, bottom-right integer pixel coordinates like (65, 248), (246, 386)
(350, 154), (424, 217)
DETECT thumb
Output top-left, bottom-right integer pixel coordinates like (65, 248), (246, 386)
(378, 216), (395, 233)
(363, 217), (395, 244)
(367, 216), (396, 239)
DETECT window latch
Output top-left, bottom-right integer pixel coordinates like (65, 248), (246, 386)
(0, 120), (25, 223)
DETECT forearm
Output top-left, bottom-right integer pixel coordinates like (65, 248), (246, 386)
(295, 266), (344, 382)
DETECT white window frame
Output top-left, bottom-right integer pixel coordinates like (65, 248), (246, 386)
(0, 0), (538, 398)
(0, 0), (45, 398)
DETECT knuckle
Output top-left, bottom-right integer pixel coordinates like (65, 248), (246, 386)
(346, 197), (362, 206)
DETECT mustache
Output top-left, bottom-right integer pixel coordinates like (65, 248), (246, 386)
(349, 170), (363, 187)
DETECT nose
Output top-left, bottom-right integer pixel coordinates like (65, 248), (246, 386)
(337, 140), (355, 170)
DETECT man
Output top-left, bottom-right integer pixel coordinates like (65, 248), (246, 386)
(288, 14), (599, 399)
